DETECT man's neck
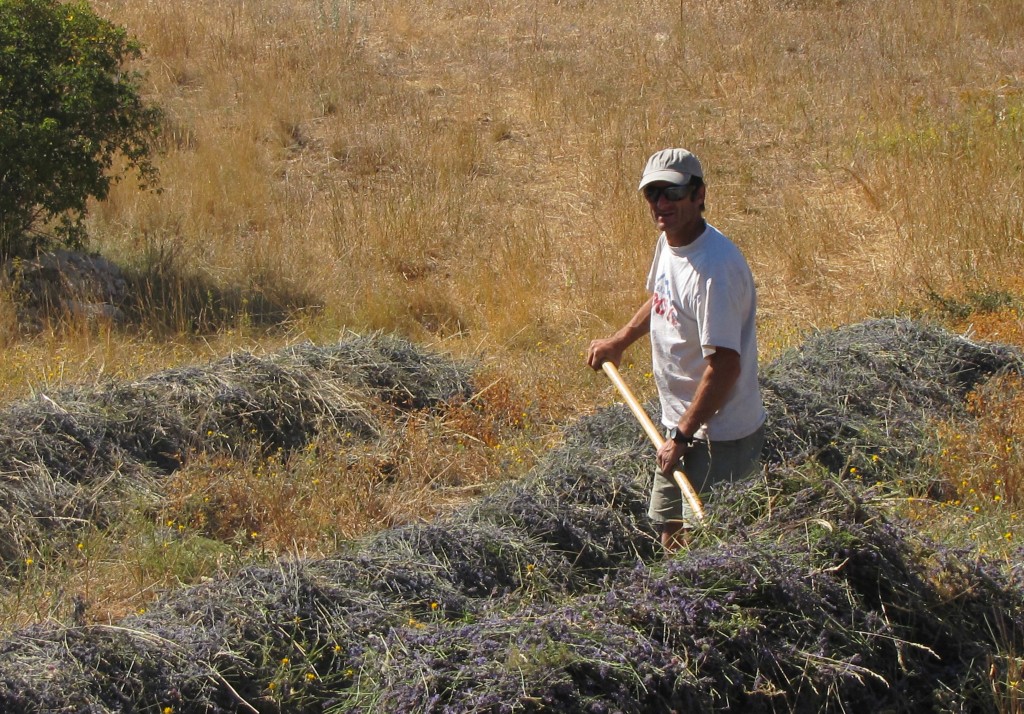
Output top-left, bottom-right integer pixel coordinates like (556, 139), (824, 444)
(665, 218), (706, 247)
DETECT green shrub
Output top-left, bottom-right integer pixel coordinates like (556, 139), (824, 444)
(0, 0), (160, 258)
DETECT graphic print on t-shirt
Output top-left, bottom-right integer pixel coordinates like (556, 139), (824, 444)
(651, 273), (679, 327)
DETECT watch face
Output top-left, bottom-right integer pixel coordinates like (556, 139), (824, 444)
(670, 428), (692, 445)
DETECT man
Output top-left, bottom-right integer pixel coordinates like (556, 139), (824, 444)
(587, 148), (766, 552)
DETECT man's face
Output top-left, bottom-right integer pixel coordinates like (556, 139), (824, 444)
(643, 182), (705, 239)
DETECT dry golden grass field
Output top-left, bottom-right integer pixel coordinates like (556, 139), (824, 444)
(2, 0), (1024, 631)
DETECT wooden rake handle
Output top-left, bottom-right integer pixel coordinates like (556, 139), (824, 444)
(601, 362), (705, 523)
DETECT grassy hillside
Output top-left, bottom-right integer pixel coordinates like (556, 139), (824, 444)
(1, 0), (1023, 708)
(8, 0), (1019, 347)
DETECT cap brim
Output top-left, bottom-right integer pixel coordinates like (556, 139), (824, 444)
(638, 169), (689, 190)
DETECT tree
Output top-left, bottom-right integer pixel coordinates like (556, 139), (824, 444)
(0, 0), (160, 258)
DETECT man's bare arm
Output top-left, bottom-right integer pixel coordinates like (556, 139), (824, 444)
(656, 347), (741, 474)
(587, 295), (654, 370)
(676, 347), (741, 436)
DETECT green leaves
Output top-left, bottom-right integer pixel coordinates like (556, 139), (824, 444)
(0, 0), (160, 257)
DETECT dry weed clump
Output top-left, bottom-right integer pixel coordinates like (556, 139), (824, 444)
(942, 372), (1024, 508)
(0, 333), (474, 571)
(0, 319), (1020, 711)
(913, 370), (1024, 569)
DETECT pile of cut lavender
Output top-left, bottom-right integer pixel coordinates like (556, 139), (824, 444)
(0, 318), (1021, 713)
(0, 333), (473, 568)
(759, 318), (1020, 475)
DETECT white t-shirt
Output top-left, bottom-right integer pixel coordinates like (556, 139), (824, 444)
(645, 224), (766, 441)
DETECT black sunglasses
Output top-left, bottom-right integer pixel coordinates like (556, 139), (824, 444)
(642, 184), (692, 203)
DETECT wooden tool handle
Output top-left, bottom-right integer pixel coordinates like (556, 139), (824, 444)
(601, 361), (705, 522)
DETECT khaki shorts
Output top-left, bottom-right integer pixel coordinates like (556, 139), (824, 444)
(648, 423), (765, 528)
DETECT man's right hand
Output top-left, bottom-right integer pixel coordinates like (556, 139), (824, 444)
(586, 338), (623, 371)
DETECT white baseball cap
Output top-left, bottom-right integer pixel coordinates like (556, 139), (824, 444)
(638, 148), (704, 190)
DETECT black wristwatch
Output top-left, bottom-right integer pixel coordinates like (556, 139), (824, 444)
(668, 427), (694, 447)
